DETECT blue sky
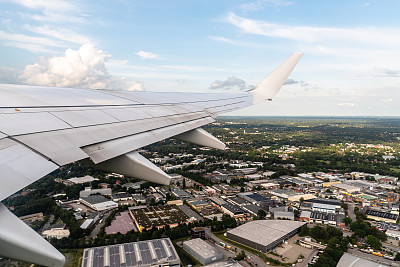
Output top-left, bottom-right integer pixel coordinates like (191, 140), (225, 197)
(1, 0), (400, 116)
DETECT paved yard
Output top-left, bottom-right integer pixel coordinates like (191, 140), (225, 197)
(270, 235), (316, 264)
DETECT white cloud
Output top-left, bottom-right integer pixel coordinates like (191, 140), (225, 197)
(0, 30), (65, 53)
(24, 24), (93, 45)
(136, 51), (159, 59)
(11, 0), (75, 11)
(240, 0), (293, 12)
(209, 76), (254, 91)
(18, 44), (143, 90)
(227, 13), (400, 48)
(337, 102), (355, 107)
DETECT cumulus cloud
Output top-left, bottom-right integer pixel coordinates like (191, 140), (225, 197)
(209, 76), (254, 91)
(136, 51), (159, 59)
(18, 44), (144, 90)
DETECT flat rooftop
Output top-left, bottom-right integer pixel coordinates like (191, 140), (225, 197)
(129, 205), (190, 229)
(81, 238), (179, 267)
(183, 238), (222, 259)
(227, 220), (306, 247)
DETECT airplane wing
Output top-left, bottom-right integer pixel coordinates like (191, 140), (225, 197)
(0, 52), (302, 266)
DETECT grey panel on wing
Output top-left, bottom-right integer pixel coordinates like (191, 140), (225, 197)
(50, 109), (119, 127)
(15, 112), (209, 165)
(101, 107), (153, 121)
(0, 138), (58, 201)
(0, 84), (139, 107)
(0, 203), (65, 267)
(205, 99), (253, 115)
(82, 116), (214, 163)
(0, 112), (72, 136)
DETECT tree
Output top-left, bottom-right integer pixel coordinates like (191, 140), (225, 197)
(257, 209), (266, 220)
(299, 225), (309, 236)
(311, 226), (328, 241)
(235, 250), (246, 261)
(395, 252), (400, 261)
(366, 235), (382, 250)
(343, 217), (352, 226)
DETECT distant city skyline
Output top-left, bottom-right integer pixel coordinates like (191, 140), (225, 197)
(1, 0), (400, 116)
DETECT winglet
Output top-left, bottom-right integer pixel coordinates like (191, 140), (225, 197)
(250, 52), (303, 104)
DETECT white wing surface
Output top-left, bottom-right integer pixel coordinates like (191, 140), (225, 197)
(0, 52), (302, 266)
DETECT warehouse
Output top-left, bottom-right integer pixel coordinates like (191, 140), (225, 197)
(129, 205), (190, 231)
(80, 195), (118, 211)
(226, 220), (306, 252)
(81, 238), (180, 267)
(183, 238), (223, 265)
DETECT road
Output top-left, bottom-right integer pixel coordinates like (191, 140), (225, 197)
(347, 202), (356, 222)
(295, 249), (318, 267)
(89, 210), (112, 237)
(348, 249), (399, 266)
(383, 243), (400, 253)
(39, 214), (54, 234)
(204, 228), (266, 267)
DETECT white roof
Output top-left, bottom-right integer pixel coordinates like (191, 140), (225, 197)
(337, 253), (389, 267)
(68, 175), (98, 184)
(93, 201), (118, 210)
(227, 220), (306, 247)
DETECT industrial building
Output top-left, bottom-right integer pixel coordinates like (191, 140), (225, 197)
(300, 211), (345, 226)
(81, 238), (180, 267)
(191, 227), (206, 239)
(183, 238), (223, 265)
(363, 208), (398, 223)
(226, 220), (306, 252)
(129, 205), (190, 231)
(80, 195), (118, 212)
(80, 187), (112, 198)
(337, 253), (388, 267)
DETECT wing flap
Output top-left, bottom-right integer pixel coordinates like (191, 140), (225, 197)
(82, 116), (214, 163)
(15, 112), (210, 165)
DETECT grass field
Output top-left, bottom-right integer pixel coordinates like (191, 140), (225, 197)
(62, 249), (83, 267)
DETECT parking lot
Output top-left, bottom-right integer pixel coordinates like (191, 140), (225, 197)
(269, 235), (318, 265)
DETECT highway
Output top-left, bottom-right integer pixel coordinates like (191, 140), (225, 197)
(348, 249), (399, 266)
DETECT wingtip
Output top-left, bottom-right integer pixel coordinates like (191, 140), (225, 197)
(250, 52), (303, 104)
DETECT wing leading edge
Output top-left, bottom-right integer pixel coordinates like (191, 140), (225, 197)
(0, 52), (302, 266)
